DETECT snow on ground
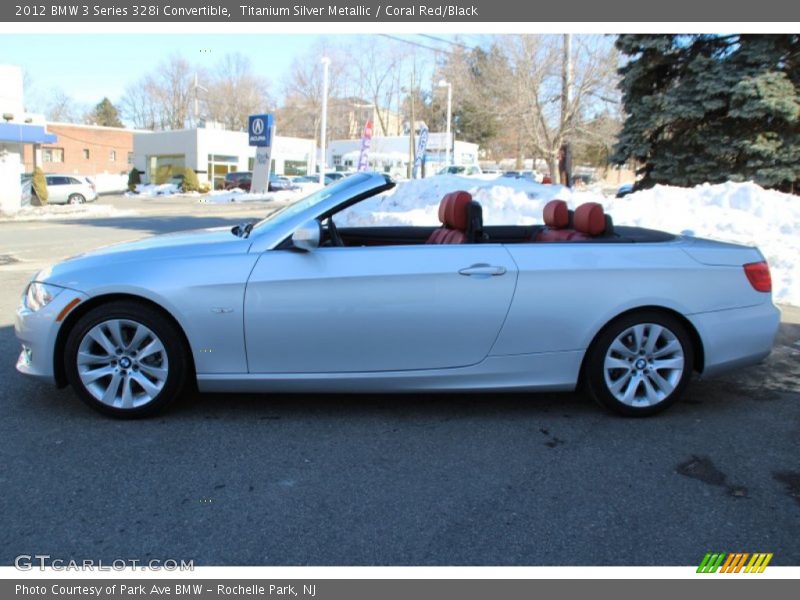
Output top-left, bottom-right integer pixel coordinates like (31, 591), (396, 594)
(338, 175), (799, 306)
(200, 187), (317, 204)
(128, 183), (183, 197)
(0, 203), (135, 222)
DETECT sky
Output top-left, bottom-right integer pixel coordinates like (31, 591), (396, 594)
(0, 34), (490, 116)
(0, 34), (322, 109)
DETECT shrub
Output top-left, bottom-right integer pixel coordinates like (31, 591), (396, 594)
(127, 168), (141, 192)
(31, 167), (48, 205)
(182, 167), (200, 192)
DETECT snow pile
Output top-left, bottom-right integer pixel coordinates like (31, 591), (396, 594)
(338, 175), (799, 306)
(200, 188), (301, 204)
(1, 203), (135, 222)
(92, 174), (128, 194)
(128, 183), (182, 197)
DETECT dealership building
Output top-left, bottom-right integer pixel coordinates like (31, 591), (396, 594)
(327, 132), (480, 178)
(133, 126), (317, 189)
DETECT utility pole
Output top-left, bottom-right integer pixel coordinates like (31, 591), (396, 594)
(320, 56), (330, 185)
(407, 65), (416, 179)
(560, 34), (573, 187)
(193, 73), (207, 128)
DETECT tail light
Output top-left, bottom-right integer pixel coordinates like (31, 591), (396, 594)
(743, 261), (772, 293)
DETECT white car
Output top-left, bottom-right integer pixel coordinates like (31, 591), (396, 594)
(22, 174), (98, 205)
(15, 172), (779, 418)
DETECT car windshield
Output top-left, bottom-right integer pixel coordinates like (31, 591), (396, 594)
(251, 172), (372, 233)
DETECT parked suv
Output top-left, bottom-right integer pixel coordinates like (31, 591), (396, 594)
(22, 174), (98, 205)
(223, 171), (252, 191)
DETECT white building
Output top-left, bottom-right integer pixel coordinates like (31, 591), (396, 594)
(327, 133), (480, 178)
(0, 64), (57, 213)
(133, 126), (316, 189)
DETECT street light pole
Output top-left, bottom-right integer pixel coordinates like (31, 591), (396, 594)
(438, 79), (452, 167)
(319, 56), (331, 185)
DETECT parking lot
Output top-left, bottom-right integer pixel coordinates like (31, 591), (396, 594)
(1, 194), (799, 566)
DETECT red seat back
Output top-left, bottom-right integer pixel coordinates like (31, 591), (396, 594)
(536, 199), (576, 241)
(426, 191), (473, 244)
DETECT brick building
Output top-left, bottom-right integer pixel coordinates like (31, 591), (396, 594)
(23, 122), (135, 177)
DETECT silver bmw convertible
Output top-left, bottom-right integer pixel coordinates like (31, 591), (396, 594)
(15, 172), (780, 418)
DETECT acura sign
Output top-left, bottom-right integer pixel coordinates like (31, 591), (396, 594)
(248, 114), (273, 147)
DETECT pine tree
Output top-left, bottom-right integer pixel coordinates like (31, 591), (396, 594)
(89, 97), (124, 128)
(613, 34), (800, 193)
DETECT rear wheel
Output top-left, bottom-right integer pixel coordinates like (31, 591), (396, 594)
(68, 194), (85, 205)
(585, 311), (694, 416)
(65, 301), (189, 418)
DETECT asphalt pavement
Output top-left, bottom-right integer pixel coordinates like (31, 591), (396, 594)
(1, 196), (798, 566)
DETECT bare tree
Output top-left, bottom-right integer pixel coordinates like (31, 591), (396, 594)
(44, 89), (82, 122)
(278, 40), (349, 142)
(204, 53), (275, 131)
(501, 34), (618, 179)
(121, 54), (194, 130)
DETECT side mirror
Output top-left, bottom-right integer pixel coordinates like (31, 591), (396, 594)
(291, 219), (321, 252)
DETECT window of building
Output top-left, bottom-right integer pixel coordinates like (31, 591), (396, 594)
(42, 147), (64, 163)
(83, 149), (90, 159)
(207, 154), (239, 190)
(332, 154), (342, 167)
(109, 150), (116, 162)
(127, 152), (134, 165)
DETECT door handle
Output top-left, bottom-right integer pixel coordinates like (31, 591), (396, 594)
(458, 263), (507, 277)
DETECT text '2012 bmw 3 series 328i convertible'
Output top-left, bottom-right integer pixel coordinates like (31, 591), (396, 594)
(16, 173), (780, 418)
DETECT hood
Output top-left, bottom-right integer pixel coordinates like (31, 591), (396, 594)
(38, 226), (251, 286)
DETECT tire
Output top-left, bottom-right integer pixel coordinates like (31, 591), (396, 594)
(68, 194), (85, 205)
(64, 300), (189, 418)
(584, 311), (694, 417)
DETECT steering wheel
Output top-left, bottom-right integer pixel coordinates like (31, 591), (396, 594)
(325, 216), (345, 247)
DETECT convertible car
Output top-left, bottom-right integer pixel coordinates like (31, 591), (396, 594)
(15, 172), (779, 418)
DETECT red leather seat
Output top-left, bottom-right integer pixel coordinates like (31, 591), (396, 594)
(573, 202), (607, 239)
(426, 191), (474, 244)
(536, 199), (575, 242)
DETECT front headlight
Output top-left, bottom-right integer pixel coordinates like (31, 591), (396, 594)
(24, 282), (64, 312)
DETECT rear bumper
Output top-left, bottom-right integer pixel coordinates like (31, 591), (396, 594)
(688, 302), (780, 378)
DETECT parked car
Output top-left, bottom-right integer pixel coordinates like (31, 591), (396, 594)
(15, 172), (779, 418)
(224, 171), (252, 192)
(616, 183), (635, 198)
(295, 174), (336, 186)
(21, 174), (97, 205)
(437, 165), (483, 176)
(224, 172), (299, 193)
(268, 174), (299, 192)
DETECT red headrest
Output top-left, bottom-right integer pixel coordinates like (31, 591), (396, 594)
(543, 199), (569, 229)
(574, 202), (606, 236)
(438, 191), (472, 231)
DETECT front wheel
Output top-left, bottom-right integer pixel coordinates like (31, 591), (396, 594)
(584, 311), (694, 416)
(64, 301), (189, 418)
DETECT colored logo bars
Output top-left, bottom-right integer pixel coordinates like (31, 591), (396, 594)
(697, 552), (773, 573)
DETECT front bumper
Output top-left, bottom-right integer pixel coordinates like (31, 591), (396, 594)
(688, 302), (781, 378)
(15, 289), (90, 384)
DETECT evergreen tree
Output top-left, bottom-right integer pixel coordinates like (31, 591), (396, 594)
(613, 34), (800, 192)
(182, 167), (199, 192)
(127, 168), (141, 192)
(89, 97), (124, 128)
(31, 167), (48, 205)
